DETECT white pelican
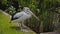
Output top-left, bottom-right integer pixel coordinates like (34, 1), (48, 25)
(10, 7), (40, 29)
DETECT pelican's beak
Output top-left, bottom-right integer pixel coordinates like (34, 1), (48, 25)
(29, 10), (40, 21)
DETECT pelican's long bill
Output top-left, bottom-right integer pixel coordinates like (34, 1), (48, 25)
(28, 10), (40, 21)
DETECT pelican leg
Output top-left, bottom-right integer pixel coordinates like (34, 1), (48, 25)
(17, 22), (23, 30)
(18, 21), (26, 30)
(17, 22), (22, 30)
(21, 21), (28, 29)
(20, 22), (23, 30)
(17, 22), (20, 27)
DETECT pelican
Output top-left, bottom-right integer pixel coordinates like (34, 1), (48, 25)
(10, 7), (40, 30)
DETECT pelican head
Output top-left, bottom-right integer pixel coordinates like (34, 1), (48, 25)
(23, 7), (30, 12)
(23, 7), (40, 21)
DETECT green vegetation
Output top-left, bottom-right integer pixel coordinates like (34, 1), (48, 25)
(0, 10), (25, 34)
(0, 0), (60, 33)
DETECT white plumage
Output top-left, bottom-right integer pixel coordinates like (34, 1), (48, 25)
(12, 7), (32, 22)
(11, 7), (39, 29)
(13, 11), (32, 22)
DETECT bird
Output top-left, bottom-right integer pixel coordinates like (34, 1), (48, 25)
(10, 7), (40, 30)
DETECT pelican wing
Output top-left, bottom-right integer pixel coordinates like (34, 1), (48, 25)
(13, 12), (24, 20)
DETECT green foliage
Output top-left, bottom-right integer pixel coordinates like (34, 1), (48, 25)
(7, 6), (16, 14)
(1, 0), (7, 5)
(0, 0), (60, 33)
(0, 10), (25, 34)
(17, 0), (60, 33)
